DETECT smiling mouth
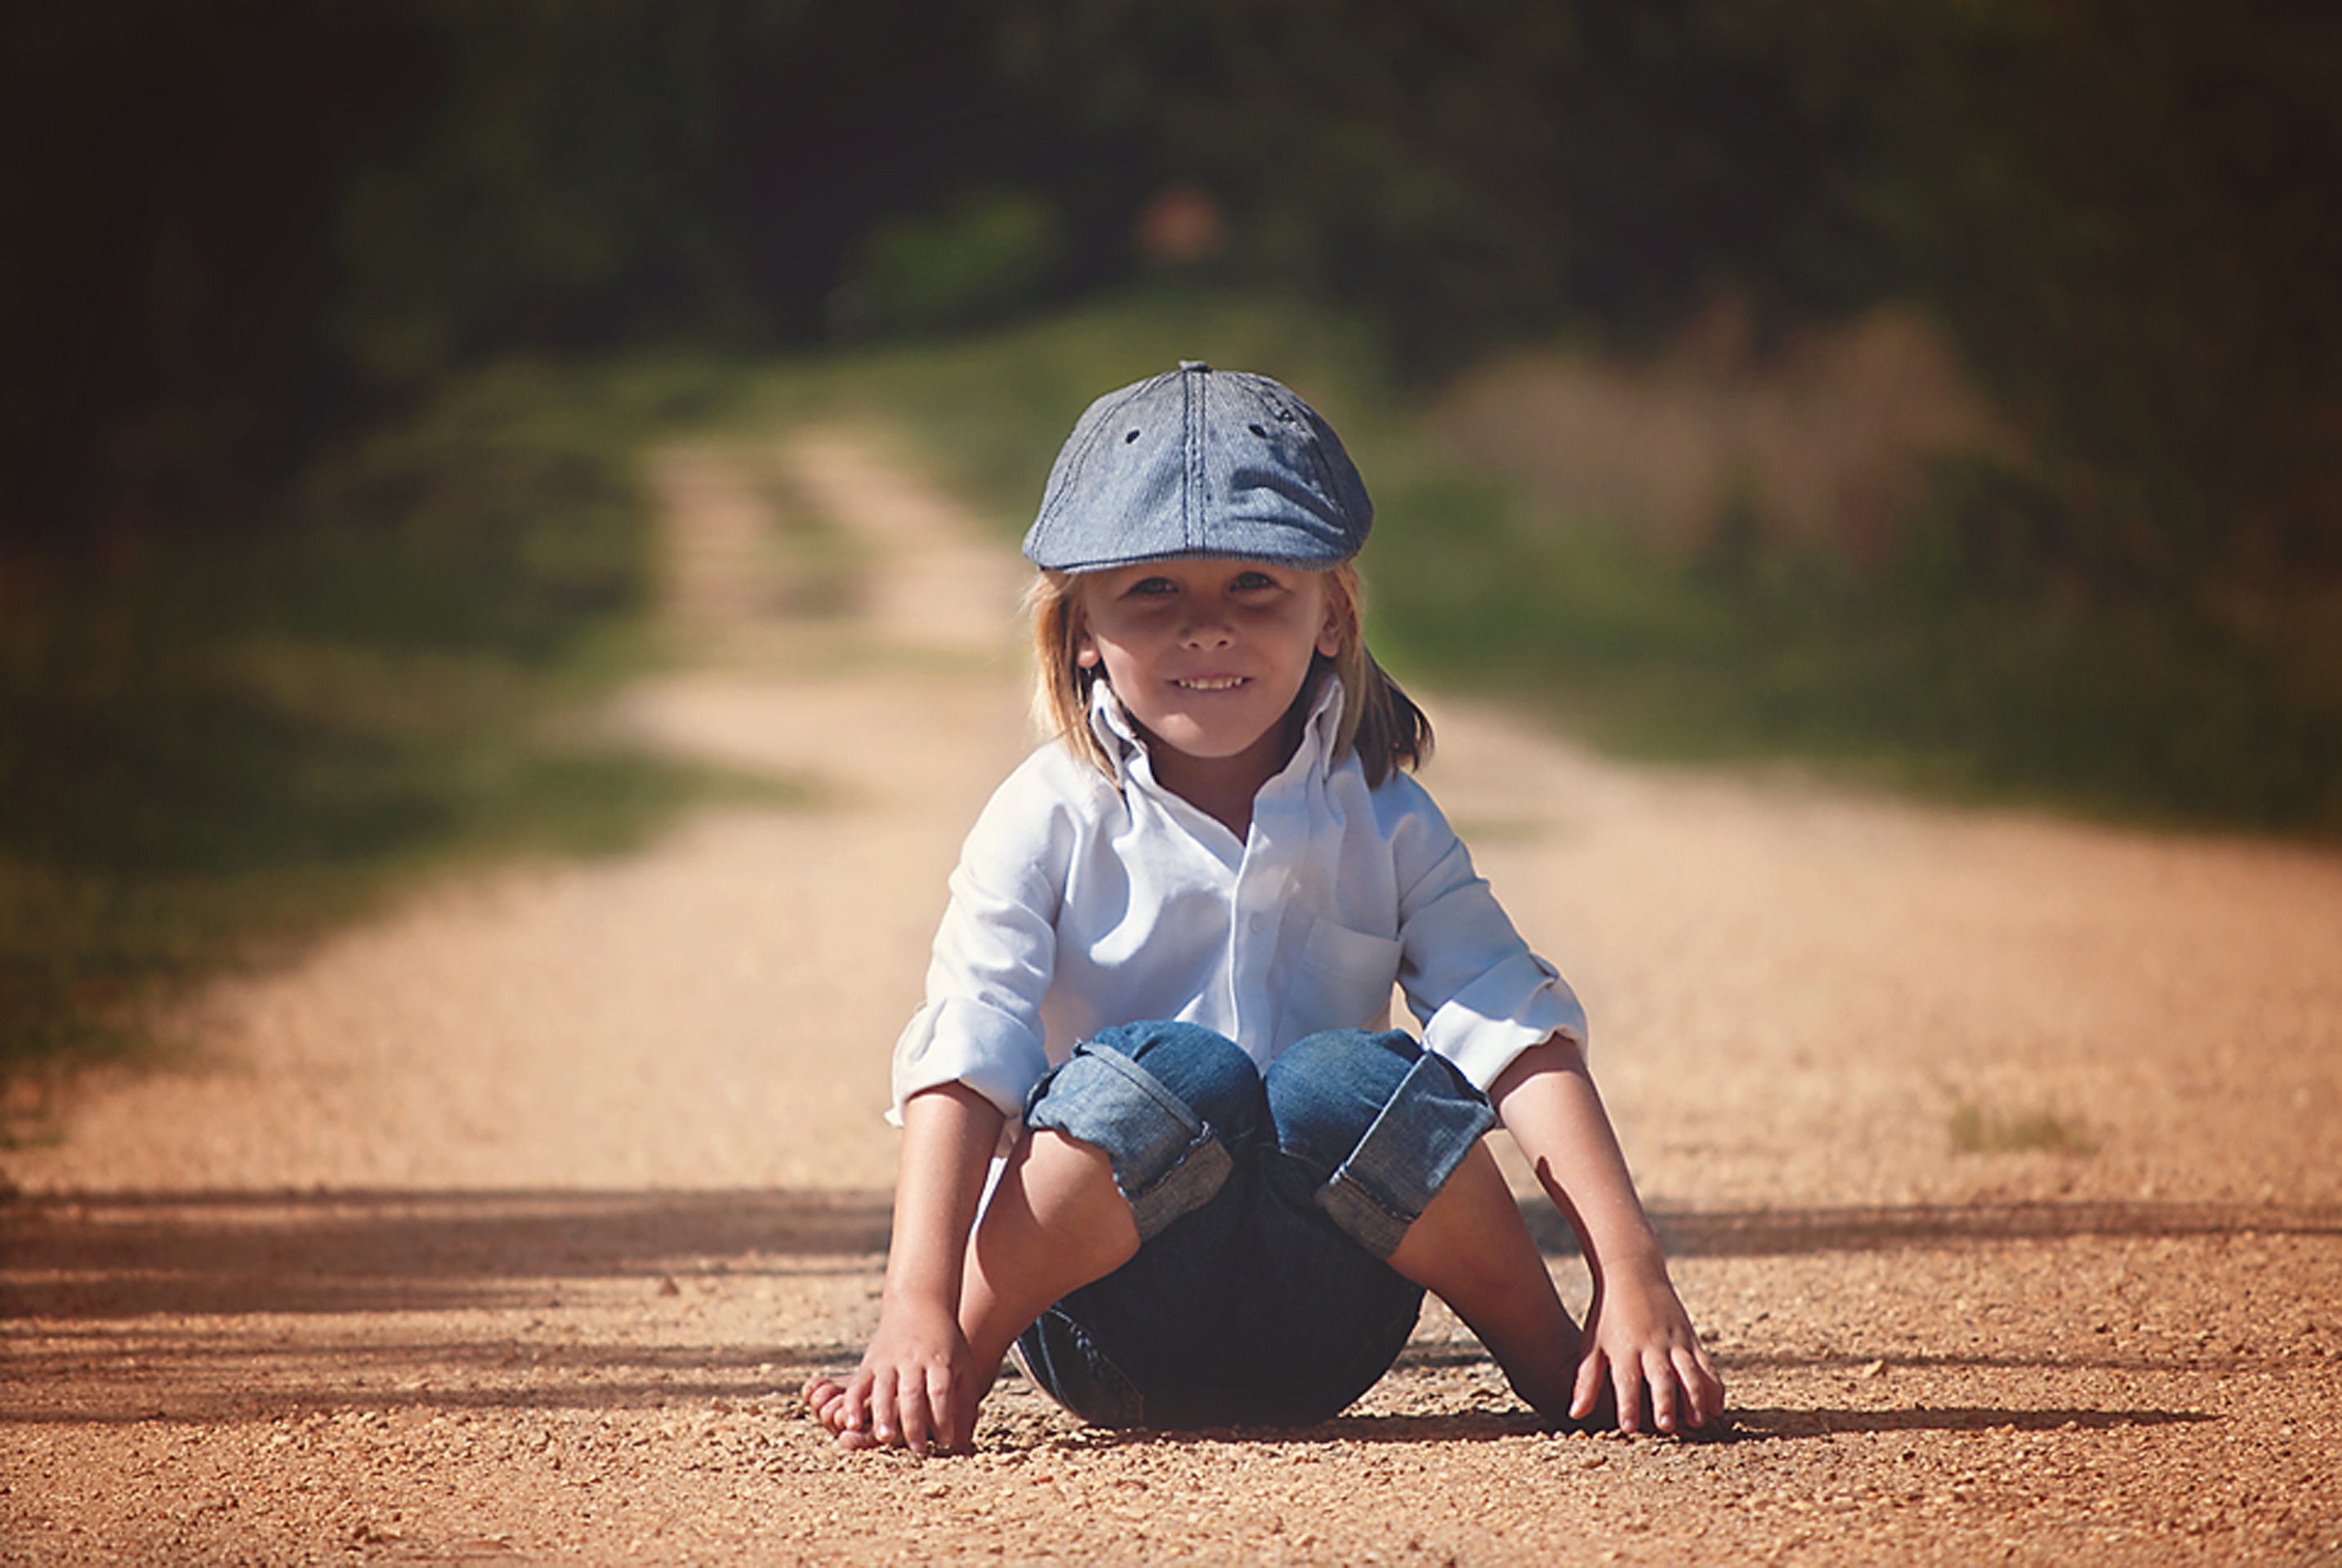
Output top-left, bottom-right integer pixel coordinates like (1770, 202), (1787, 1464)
(1175, 676), (1248, 692)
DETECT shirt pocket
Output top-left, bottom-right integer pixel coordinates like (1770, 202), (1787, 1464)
(1293, 919), (1404, 1034)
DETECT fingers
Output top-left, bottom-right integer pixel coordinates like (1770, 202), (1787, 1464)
(868, 1366), (904, 1449)
(1567, 1327), (1726, 1437)
(804, 1370), (895, 1450)
(1568, 1341), (1608, 1423)
(1643, 1351), (1681, 1434)
(896, 1358), (976, 1455)
(1617, 1343), (1731, 1436)
(925, 1361), (964, 1454)
(891, 1372), (936, 1457)
(801, 1373), (864, 1432)
(1611, 1356), (1644, 1436)
(840, 1369), (873, 1439)
(1684, 1343), (1727, 1428)
(1665, 1360), (1725, 1435)
(819, 1361), (969, 1457)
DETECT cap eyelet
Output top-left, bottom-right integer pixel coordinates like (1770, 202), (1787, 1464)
(1125, 430), (1141, 443)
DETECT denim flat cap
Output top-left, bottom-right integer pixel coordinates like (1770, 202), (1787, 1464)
(1022, 362), (1372, 572)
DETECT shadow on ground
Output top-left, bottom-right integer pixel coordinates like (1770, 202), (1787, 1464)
(1542, 1200), (2342, 1258)
(9, 1187), (2339, 1325)
(2, 1189), (896, 1426)
(1723, 1405), (2219, 1439)
(0, 1188), (894, 1321)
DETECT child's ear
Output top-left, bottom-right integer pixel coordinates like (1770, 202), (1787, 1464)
(1315, 605), (1344, 659)
(1073, 618), (1101, 669)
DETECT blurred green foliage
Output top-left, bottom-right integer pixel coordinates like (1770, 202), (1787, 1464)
(841, 189), (1070, 336)
(0, 359), (795, 1076)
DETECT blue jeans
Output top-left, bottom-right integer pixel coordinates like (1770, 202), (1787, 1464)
(1014, 1020), (1496, 1428)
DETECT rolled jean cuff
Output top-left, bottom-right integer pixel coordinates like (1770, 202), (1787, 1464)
(1315, 1050), (1496, 1258)
(1024, 1042), (1237, 1242)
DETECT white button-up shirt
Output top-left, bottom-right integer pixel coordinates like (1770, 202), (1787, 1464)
(890, 676), (1587, 1125)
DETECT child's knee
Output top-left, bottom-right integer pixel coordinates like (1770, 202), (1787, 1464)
(1073, 1020), (1264, 1141)
(1263, 1029), (1428, 1167)
(1024, 1022), (1262, 1241)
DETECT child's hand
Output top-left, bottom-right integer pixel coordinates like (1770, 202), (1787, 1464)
(1570, 1261), (1724, 1436)
(802, 1301), (980, 1456)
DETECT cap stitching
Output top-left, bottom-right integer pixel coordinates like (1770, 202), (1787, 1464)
(1183, 364), (1204, 554)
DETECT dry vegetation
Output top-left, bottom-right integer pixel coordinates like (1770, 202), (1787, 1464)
(1434, 304), (2003, 563)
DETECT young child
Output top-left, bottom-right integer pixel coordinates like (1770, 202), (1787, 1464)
(805, 362), (1722, 1454)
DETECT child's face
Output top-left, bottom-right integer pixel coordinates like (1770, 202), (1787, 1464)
(1074, 559), (1343, 767)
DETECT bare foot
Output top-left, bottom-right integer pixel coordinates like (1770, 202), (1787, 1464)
(800, 1374), (878, 1450)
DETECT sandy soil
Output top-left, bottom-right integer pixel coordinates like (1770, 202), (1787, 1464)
(6, 425), (2341, 1566)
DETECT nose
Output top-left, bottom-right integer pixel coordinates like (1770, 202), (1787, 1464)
(1176, 599), (1234, 647)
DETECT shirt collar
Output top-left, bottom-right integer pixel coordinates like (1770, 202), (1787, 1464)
(1086, 670), (1347, 793)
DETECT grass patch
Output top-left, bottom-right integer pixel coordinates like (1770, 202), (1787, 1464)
(1947, 1100), (2097, 1156)
(1, 357), (800, 1081)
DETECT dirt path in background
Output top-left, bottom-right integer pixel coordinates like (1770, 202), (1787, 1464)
(6, 425), (2340, 1566)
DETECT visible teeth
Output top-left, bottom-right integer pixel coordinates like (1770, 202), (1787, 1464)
(1179, 677), (1245, 691)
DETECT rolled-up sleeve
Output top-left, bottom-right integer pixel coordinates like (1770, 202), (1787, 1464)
(889, 758), (1076, 1123)
(1387, 784), (1588, 1094)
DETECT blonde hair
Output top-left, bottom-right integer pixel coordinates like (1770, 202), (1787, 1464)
(1027, 562), (1432, 788)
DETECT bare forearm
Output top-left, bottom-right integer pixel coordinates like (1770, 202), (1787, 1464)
(1492, 1035), (1724, 1432)
(1490, 1036), (1666, 1283)
(884, 1083), (1006, 1312)
(801, 1082), (1006, 1454)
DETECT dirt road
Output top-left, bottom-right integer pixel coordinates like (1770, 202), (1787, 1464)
(6, 425), (2340, 1565)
